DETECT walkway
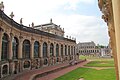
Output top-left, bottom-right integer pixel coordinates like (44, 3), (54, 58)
(35, 61), (89, 80)
(2, 60), (89, 80)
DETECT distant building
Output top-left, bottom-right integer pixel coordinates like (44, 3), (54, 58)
(76, 41), (111, 57)
(34, 19), (64, 37)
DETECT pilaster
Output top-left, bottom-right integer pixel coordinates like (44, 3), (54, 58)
(18, 37), (23, 59)
(0, 30), (3, 61)
(8, 33), (13, 60)
(30, 39), (34, 59)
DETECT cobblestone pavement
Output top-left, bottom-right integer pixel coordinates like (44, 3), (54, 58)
(1, 60), (89, 80)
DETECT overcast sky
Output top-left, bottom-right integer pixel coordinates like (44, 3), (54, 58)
(2, 0), (109, 45)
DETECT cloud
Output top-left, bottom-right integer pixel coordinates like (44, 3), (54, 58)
(51, 14), (109, 45)
(2, 0), (109, 45)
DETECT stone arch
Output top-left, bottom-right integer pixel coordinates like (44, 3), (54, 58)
(22, 39), (30, 58)
(56, 44), (59, 57)
(23, 61), (31, 68)
(12, 37), (19, 59)
(34, 41), (40, 58)
(43, 42), (47, 57)
(2, 65), (8, 76)
(50, 43), (54, 57)
(1, 33), (9, 60)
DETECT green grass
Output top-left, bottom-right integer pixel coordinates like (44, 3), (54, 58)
(55, 67), (116, 80)
(85, 60), (115, 67)
(55, 56), (116, 80)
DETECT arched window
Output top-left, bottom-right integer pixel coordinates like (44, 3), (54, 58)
(1, 33), (8, 60)
(56, 44), (59, 57)
(65, 45), (67, 56)
(61, 45), (63, 56)
(68, 46), (70, 55)
(71, 46), (73, 55)
(34, 41), (39, 58)
(50, 43), (54, 57)
(43, 42), (47, 57)
(23, 40), (30, 58)
(12, 37), (18, 59)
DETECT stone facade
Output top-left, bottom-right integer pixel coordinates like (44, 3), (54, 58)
(0, 9), (77, 79)
(98, 0), (120, 80)
(76, 41), (111, 57)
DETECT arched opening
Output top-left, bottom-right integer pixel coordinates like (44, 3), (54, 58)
(1, 33), (9, 60)
(23, 40), (30, 58)
(50, 43), (54, 57)
(24, 61), (30, 68)
(2, 65), (8, 75)
(56, 44), (59, 57)
(12, 37), (18, 59)
(43, 42), (47, 57)
(65, 45), (67, 56)
(44, 59), (48, 65)
(68, 46), (70, 55)
(61, 44), (63, 56)
(71, 46), (73, 55)
(34, 41), (39, 58)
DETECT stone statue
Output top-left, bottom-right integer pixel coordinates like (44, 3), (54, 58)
(10, 12), (14, 19)
(32, 22), (34, 28)
(50, 18), (52, 23)
(20, 18), (23, 24)
(29, 24), (30, 27)
(0, 1), (4, 11)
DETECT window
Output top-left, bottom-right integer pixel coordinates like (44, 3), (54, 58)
(23, 40), (30, 58)
(61, 45), (63, 56)
(34, 41), (39, 58)
(50, 43), (54, 56)
(12, 37), (18, 59)
(68, 46), (70, 55)
(43, 42), (47, 57)
(1, 33), (8, 60)
(71, 46), (73, 55)
(65, 45), (67, 55)
(56, 44), (59, 57)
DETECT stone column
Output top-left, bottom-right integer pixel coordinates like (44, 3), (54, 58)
(112, 0), (120, 79)
(47, 43), (50, 57)
(0, 31), (3, 61)
(63, 45), (65, 56)
(30, 40), (34, 59)
(18, 39), (23, 59)
(59, 44), (61, 56)
(70, 46), (71, 56)
(54, 43), (56, 57)
(9, 35), (13, 60)
(66, 45), (68, 56)
(47, 42), (50, 65)
(39, 41), (43, 67)
(40, 42), (43, 58)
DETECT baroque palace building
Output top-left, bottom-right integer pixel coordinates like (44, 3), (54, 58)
(98, 0), (120, 80)
(0, 2), (77, 78)
(76, 41), (111, 57)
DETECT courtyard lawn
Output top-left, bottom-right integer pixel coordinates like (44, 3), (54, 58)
(54, 67), (116, 80)
(85, 60), (114, 67)
(55, 56), (116, 80)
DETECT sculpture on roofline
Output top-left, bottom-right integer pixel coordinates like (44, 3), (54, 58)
(20, 18), (23, 24)
(32, 22), (34, 28)
(0, 1), (4, 11)
(10, 12), (14, 19)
